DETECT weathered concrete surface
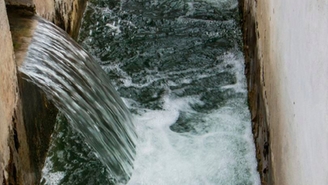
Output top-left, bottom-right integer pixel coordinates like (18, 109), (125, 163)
(0, 0), (87, 184)
(53, 0), (88, 39)
(242, 0), (328, 184)
(5, 0), (87, 39)
(240, 0), (272, 184)
(5, 12), (59, 185)
(0, 0), (17, 184)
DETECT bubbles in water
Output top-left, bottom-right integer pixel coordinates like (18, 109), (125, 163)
(41, 158), (65, 185)
(40, 0), (260, 184)
(126, 94), (259, 185)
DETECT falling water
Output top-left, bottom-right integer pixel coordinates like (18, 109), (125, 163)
(39, 0), (261, 184)
(20, 17), (137, 184)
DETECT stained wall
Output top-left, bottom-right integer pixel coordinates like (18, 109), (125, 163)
(241, 0), (328, 184)
(0, 0), (17, 183)
(0, 0), (87, 184)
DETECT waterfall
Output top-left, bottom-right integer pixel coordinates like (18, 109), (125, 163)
(30, 0), (261, 184)
(19, 16), (137, 184)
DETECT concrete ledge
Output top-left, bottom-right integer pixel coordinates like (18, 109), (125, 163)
(5, 0), (87, 39)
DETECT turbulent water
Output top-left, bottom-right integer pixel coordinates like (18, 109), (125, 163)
(39, 0), (260, 184)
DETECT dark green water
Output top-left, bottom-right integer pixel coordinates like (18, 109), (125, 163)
(41, 0), (260, 184)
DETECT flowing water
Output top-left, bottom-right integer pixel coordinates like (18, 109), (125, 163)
(20, 17), (137, 183)
(36, 0), (260, 184)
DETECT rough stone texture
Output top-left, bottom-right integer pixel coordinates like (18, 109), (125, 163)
(5, 0), (87, 39)
(239, 0), (272, 184)
(5, 12), (59, 185)
(4, 0), (33, 7)
(53, 0), (88, 39)
(0, 0), (87, 184)
(241, 0), (328, 184)
(0, 0), (17, 184)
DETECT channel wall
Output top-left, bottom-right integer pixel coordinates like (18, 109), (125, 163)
(241, 0), (328, 184)
(2, 0), (328, 184)
(0, 0), (86, 184)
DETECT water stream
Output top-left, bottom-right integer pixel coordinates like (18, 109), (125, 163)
(30, 0), (261, 184)
(19, 17), (137, 183)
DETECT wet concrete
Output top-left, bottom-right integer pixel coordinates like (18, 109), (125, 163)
(239, 0), (272, 184)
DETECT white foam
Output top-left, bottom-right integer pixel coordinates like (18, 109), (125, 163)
(106, 21), (122, 35)
(41, 158), (65, 185)
(203, 0), (239, 10)
(220, 51), (248, 93)
(127, 96), (260, 185)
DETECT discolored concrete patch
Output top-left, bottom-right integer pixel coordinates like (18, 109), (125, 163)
(241, 0), (328, 184)
(239, 0), (275, 184)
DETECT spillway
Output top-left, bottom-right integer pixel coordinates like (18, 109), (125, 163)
(36, 0), (260, 184)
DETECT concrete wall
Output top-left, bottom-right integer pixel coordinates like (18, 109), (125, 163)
(242, 0), (328, 184)
(0, 0), (87, 184)
(0, 0), (17, 183)
(5, 0), (87, 39)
